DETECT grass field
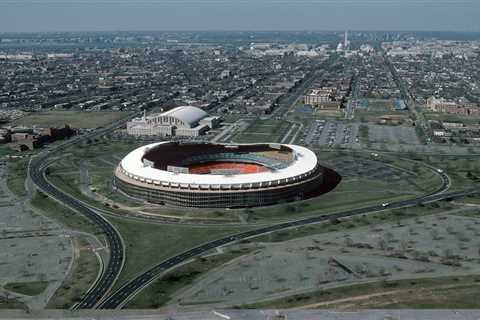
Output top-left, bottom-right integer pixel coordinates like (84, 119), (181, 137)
(12, 111), (130, 129)
(462, 194), (480, 204)
(413, 154), (480, 191)
(130, 202), (457, 309)
(109, 217), (250, 291)
(6, 158), (28, 197)
(366, 99), (394, 111)
(0, 145), (15, 158)
(0, 299), (26, 310)
(242, 276), (480, 309)
(46, 154), (437, 225)
(31, 192), (102, 236)
(43, 141), (447, 225)
(127, 248), (254, 308)
(252, 181), (414, 221)
(249, 164), (442, 222)
(31, 190), (104, 309)
(233, 119), (290, 143)
(353, 99), (409, 123)
(4, 281), (49, 296)
(36, 139), (480, 309)
(47, 241), (100, 309)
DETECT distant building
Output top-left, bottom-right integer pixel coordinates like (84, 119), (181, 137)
(220, 69), (230, 79)
(246, 104), (273, 115)
(426, 97), (480, 116)
(47, 53), (74, 59)
(126, 106), (220, 137)
(10, 124), (76, 151)
(304, 88), (342, 111)
(433, 130), (450, 137)
(304, 89), (335, 105)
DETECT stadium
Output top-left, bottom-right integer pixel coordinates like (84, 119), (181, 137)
(114, 141), (324, 208)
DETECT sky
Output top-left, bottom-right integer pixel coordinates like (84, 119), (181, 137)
(0, 0), (479, 33)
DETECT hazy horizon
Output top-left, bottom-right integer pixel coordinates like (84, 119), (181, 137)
(1, 0), (479, 33)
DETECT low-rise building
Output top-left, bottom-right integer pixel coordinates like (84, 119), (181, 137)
(304, 88), (336, 106)
(126, 106), (220, 137)
(304, 88), (342, 112)
(426, 97), (480, 116)
(10, 124), (76, 151)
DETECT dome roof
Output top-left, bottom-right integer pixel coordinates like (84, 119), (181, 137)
(162, 106), (208, 126)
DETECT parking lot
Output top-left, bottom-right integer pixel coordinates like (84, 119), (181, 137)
(367, 124), (421, 146)
(301, 120), (360, 148)
(299, 120), (428, 153)
(322, 156), (417, 184)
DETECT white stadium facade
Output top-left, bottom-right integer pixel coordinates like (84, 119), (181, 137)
(114, 141), (324, 208)
(126, 106), (220, 137)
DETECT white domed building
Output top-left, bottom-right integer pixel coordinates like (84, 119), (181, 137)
(127, 106), (220, 137)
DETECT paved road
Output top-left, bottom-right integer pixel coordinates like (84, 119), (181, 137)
(98, 170), (479, 309)
(383, 51), (430, 139)
(26, 109), (480, 310)
(28, 114), (139, 309)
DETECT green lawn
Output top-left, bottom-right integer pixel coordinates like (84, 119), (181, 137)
(47, 242), (100, 309)
(0, 145), (15, 158)
(31, 192), (102, 236)
(13, 111), (131, 129)
(0, 299), (26, 310)
(4, 281), (49, 296)
(366, 99), (395, 111)
(241, 276), (480, 309)
(415, 155), (480, 191)
(462, 194), (480, 205)
(250, 178), (427, 222)
(233, 119), (290, 143)
(127, 248), (253, 308)
(44, 142), (447, 225)
(6, 158), (28, 197)
(109, 217), (250, 291)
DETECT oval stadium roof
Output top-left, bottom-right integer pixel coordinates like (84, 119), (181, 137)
(119, 142), (318, 186)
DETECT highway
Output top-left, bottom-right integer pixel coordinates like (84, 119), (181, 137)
(25, 108), (479, 310)
(28, 114), (140, 309)
(98, 170), (479, 309)
(30, 156), (124, 309)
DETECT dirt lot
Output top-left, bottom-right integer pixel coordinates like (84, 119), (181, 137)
(0, 163), (73, 309)
(171, 212), (480, 309)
